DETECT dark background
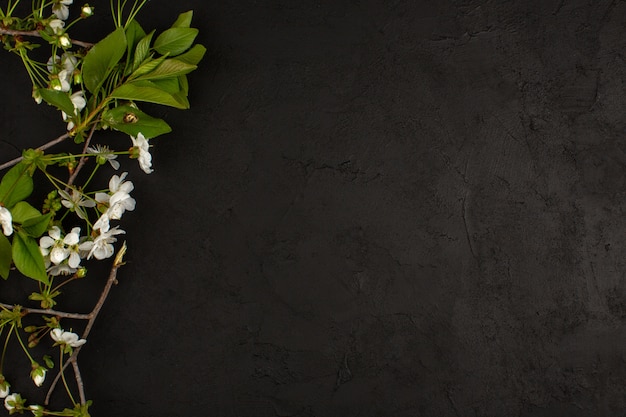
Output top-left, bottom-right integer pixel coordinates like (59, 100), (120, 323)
(2, 0), (626, 416)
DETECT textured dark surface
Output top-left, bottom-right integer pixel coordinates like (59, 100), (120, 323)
(2, 0), (626, 416)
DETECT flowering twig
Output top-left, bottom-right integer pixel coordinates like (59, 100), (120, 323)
(0, 132), (70, 171)
(0, 28), (94, 49)
(45, 243), (126, 406)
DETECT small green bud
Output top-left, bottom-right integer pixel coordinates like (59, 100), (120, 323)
(24, 326), (37, 333)
(76, 268), (87, 278)
(73, 69), (82, 85)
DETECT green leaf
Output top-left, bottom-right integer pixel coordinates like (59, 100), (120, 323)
(131, 30), (155, 73)
(175, 44), (206, 66)
(12, 231), (48, 284)
(153, 27), (198, 56)
(111, 82), (189, 109)
(124, 20), (146, 75)
(130, 54), (166, 79)
(125, 19), (146, 55)
(21, 213), (52, 238)
(0, 163), (33, 208)
(151, 77), (181, 94)
(82, 27), (127, 95)
(38, 89), (75, 116)
(102, 105), (172, 139)
(10, 202), (41, 223)
(179, 74), (189, 95)
(135, 58), (197, 81)
(0, 234), (11, 279)
(172, 10), (193, 28)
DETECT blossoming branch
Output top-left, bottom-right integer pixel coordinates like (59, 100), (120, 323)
(0, 0), (204, 415)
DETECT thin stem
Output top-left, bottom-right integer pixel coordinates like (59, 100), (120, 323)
(0, 132), (70, 171)
(0, 28), (94, 49)
(0, 325), (14, 373)
(14, 328), (35, 363)
(59, 349), (76, 405)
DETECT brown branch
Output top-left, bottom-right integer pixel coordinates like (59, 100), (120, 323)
(0, 132), (70, 171)
(0, 28), (94, 49)
(67, 119), (98, 188)
(45, 243), (126, 405)
(0, 304), (91, 320)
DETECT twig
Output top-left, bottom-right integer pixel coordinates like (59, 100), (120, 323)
(0, 304), (91, 320)
(0, 132), (70, 171)
(71, 360), (86, 405)
(45, 244), (126, 405)
(0, 28), (94, 49)
(67, 120), (98, 187)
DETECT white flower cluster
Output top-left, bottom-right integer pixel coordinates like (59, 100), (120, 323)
(35, 173), (136, 275)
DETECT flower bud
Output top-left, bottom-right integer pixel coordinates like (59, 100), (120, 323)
(50, 77), (63, 91)
(29, 405), (44, 417)
(0, 377), (9, 399)
(76, 267), (87, 278)
(58, 34), (71, 48)
(24, 326), (37, 333)
(81, 4), (94, 18)
(31, 88), (42, 104)
(30, 364), (46, 387)
(73, 70), (82, 85)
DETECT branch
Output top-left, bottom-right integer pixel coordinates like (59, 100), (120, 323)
(67, 119), (98, 187)
(0, 304), (91, 320)
(0, 132), (70, 171)
(0, 28), (94, 49)
(45, 243), (126, 406)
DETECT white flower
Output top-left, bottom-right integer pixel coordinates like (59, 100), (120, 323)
(70, 91), (86, 114)
(47, 53), (76, 74)
(39, 226), (83, 268)
(130, 133), (153, 174)
(93, 173), (136, 232)
(60, 189), (95, 220)
(63, 227), (82, 268)
(79, 226), (125, 260)
(0, 380), (9, 399)
(50, 328), (86, 347)
(61, 53), (77, 73)
(48, 19), (65, 34)
(4, 393), (22, 412)
(61, 91), (86, 130)
(87, 145), (120, 170)
(0, 207), (12, 236)
(52, 0), (73, 20)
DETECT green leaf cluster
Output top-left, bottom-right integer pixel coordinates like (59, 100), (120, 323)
(0, 163), (49, 284)
(81, 10), (205, 137)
